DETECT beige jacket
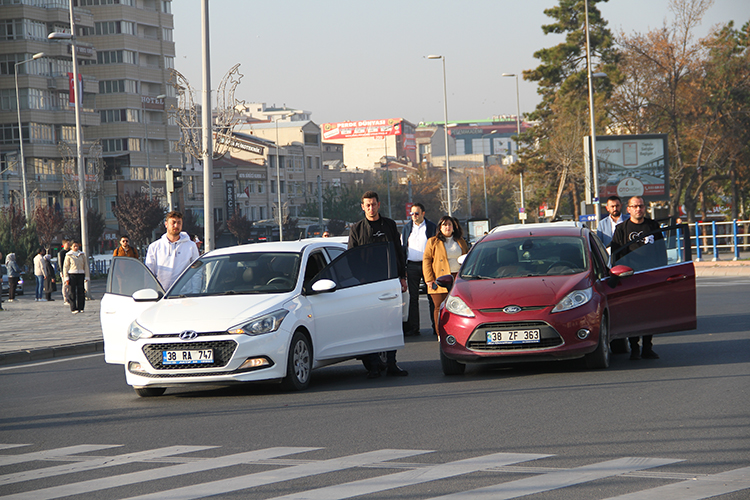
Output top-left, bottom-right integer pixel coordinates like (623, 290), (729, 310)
(62, 251), (90, 280)
(423, 236), (468, 294)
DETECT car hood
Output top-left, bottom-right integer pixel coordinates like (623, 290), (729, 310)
(453, 273), (590, 309)
(136, 293), (293, 334)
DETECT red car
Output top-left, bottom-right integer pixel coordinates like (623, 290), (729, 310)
(437, 222), (696, 374)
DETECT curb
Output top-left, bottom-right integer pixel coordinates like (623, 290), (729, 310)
(0, 340), (103, 367)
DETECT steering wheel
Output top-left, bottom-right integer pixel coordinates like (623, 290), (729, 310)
(266, 277), (294, 287)
(546, 260), (578, 273)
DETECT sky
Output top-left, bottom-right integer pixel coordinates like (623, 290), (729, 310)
(173, 0), (749, 126)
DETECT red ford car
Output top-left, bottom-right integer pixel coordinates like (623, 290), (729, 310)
(437, 222), (696, 374)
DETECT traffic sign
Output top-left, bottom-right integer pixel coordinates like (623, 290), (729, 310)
(579, 214), (597, 222)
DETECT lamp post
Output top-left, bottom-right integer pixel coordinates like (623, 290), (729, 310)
(585, 0), (602, 228)
(272, 112), (294, 241)
(49, 18), (88, 257)
(427, 54), (452, 216)
(502, 73), (525, 224)
(480, 131), (497, 220)
(200, 0), (214, 252)
(143, 94), (166, 200)
(14, 52), (44, 220)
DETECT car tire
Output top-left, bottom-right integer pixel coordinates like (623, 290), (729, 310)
(610, 338), (629, 354)
(440, 349), (466, 375)
(281, 331), (312, 391)
(134, 387), (166, 397)
(585, 315), (610, 369)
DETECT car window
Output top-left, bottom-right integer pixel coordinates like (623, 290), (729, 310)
(589, 234), (608, 279)
(304, 251), (328, 286)
(107, 257), (163, 297)
(611, 223), (690, 272)
(313, 242), (397, 290)
(325, 246), (345, 261)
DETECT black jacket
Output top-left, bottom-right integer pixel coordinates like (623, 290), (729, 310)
(401, 219), (437, 260)
(348, 216), (406, 278)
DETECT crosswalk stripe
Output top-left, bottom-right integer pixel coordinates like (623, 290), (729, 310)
(1, 447), (317, 500)
(267, 452), (552, 500)
(602, 465), (750, 500)
(0, 445), (121, 467)
(0, 445), (29, 451)
(427, 457), (683, 499)
(0, 445), (215, 486)
(121, 449), (433, 500)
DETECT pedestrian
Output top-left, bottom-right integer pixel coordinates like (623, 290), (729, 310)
(348, 190), (409, 378)
(33, 248), (45, 301)
(62, 241), (90, 314)
(322, 231), (331, 238)
(58, 239), (71, 304)
(5, 253), (22, 302)
(43, 254), (56, 301)
(423, 216), (469, 333)
(113, 235), (139, 259)
(611, 196), (668, 360)
(401, 202), (437, 336)
(597, 195), (629, 248)
(145, 211), (200, 290)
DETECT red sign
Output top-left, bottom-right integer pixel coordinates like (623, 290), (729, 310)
(405, 202), (414, 220)
(321, 118), (403, 141)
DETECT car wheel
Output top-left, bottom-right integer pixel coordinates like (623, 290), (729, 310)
(134, 387), (166, 397)
(440, 349), (466, 375)
(281, 331), (312, 391)
(585, 315), (610, 369)
(610, 338), (629, 354)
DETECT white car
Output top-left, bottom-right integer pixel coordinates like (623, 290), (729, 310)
(101, 240), (405, 397)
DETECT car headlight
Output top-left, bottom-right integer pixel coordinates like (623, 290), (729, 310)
(445, 296), (475, 318)
(127, 320), (154, 341)
(227, 309), (289, 336)
(551, 287), (593, 313)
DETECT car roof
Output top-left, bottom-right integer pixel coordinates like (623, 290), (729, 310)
(487, 222), (587, 240)
(202, 239), (346, 258)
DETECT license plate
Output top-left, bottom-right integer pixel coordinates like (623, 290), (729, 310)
(486, 329), (541, 345)
(162, 349), (214, 365)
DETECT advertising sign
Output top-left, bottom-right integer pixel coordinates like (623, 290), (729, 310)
(321, 118), (403, 141)
(590, 134), (669, 202)
(225, 180), (236, 219)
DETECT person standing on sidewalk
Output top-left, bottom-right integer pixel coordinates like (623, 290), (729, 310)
(33, 248), (45, 301)
(113, 235), (139, 259)
(5, 253), (22, 302)
(43, 254), (56, 301)
(401, 203), (437, 336)
(58, 239), (71, 304)
(145, 211), (199, 291)
(63, 242), (90, 314)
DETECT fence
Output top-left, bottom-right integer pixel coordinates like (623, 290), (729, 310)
(690, 220), (750, 261)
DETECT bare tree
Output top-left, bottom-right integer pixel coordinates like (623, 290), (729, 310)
(32, 205), (65, 249)
(112, 192), (165, 248)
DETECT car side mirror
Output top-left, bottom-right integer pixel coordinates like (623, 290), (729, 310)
(132, 288), (162, 302)
(610, 265), (634, 278)
(435, 274), (454, 291)
(310, 279), (337, 294)
(457, 254), (467, 265)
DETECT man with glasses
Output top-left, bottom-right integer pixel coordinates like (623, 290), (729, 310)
(113, 235), (139, 259)
(401, 203), (437, 336)
(611, 196), (667, 360)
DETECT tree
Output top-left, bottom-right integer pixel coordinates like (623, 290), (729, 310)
(226, 211), (253, 244)
(112, 192), (165, 248)
(32, 205), (65, 249)
(181, 209), (204, 241)
(60, 209), (106, 253)
(0, 205), (36, 267)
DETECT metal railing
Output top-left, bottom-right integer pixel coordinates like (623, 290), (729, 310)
(690, 220), (750, 261)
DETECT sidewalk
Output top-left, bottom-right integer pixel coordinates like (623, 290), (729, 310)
(1, 261), (748, 366)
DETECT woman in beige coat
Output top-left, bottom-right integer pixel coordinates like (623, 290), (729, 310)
(62, 242), (90, 313)
(423, 216), (469, 333)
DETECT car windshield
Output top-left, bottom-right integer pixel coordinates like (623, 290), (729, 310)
(166, 251), (300, 298)
(460, 236), (588, 279)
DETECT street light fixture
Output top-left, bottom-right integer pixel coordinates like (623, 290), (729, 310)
(49, 21), (89, 257)
(585, 0), (602, 228)
(502, 73), (525, 224)
(427, 54), (452, 216)
(480, 130), (497, 220)
(272, 112), (295, 241)
(14, 51), (44, 221)
(143, 94), (167, 199)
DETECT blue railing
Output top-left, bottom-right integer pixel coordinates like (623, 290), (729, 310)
(692, 220), (750, 261)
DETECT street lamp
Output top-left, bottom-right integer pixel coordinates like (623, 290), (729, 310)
(272, 112), (295, 241)
(49, 20), (89, 257)
(14, 52), (44, 220)
(380, 155), (392, 218)
(143, 94), (167, 200)
(502, 73), (525, 224)
(480, 131), (497, 220)
(427, 54), (452, 216)
(585, 0), (603, 228)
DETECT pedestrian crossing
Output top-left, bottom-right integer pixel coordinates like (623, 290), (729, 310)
(0, 444), (748, 500)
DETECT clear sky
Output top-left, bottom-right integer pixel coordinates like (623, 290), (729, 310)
(173, 0), (749, 125)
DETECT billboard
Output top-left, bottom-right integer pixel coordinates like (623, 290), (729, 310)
(321, 118), (403, 141)
(589, 134), (669, 202)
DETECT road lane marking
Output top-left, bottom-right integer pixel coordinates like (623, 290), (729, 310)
(602, 465), (750, 500)
(0, 445), (120, 467)
(0, 445), (29, 451)
(122, 449), (433, 500)
(268, 452), (552, 500)
(0, 354), (103, 372)
(0, 445), (215, 485)
(427, 457), (683, 499)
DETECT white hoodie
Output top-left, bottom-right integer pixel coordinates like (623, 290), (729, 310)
(145, 231), (200, 290)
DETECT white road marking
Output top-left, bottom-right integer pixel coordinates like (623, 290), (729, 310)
(428, 457), (683, 499)
(0, 444), (120, 467)
(602, 465), (750, 500)
(268, 452), (551, 500)
(0, 354), (102, 372)
(0, 444), (29, 451)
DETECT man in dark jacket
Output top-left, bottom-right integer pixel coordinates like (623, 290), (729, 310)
(348, 190), (408, 378)
(401, 203), (437, 336)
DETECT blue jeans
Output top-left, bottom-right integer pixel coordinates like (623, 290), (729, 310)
(35, 275), (44, 299)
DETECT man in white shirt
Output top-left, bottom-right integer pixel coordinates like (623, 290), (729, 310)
(145, 211), (200, 290)
(597, 195), (629, 247)
(400, 203), (437, 336)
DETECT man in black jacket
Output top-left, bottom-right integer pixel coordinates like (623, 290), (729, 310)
(348, 190), (408, 378)
(401, 203), (437, 336)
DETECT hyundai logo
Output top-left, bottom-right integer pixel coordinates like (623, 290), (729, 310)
(503, 305), (522, 314)
(179, 330), (199, 340)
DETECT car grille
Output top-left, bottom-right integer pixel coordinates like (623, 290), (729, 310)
(466, 321), (563, 351)
(142, 340), (238, 370)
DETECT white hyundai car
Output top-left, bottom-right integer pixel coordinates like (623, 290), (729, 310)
(101, 240), (405, 397)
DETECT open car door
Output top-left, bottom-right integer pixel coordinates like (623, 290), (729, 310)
(100, 257), (164, 364)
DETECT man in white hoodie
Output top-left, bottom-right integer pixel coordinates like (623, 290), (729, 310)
(145, 211), (200, 290)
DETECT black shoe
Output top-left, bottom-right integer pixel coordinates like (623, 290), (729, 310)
(386, 365), (408, 377)
(630, 346), (641, 360)
(367, 369), (381, 379)
(642, 348), (660, 359)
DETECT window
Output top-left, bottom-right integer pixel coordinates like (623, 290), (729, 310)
(164, 56), (174, 69)
(307, 156), (312, 169)
(100, 109), (139, 123)
(99, 79), (138, 94)
(162, 27), (173, 41)
(102, 138), (129, 153)
(259, 206), (266, 219)
(304, 133), (319, 146)
(314, 242), (396, 290)
(97, 50), (137, 65)
(1, 19), (46, 41)
(257, 181), (265, 194)
(214, 208), (223, 223)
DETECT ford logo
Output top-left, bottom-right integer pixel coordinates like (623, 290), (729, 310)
(503, 305), (522, 314)
(179, 330), (199, 340)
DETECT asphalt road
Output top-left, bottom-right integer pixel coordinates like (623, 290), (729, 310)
(1, 277), (749, 499)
